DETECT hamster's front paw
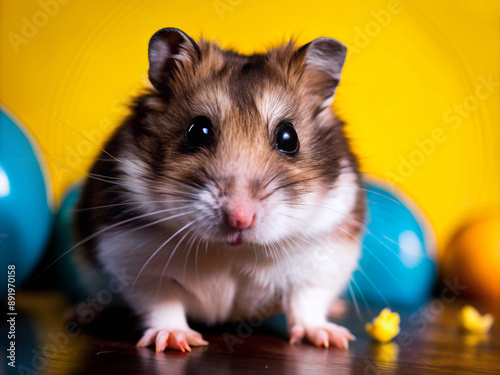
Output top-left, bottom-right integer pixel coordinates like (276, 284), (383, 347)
(136, 327), (208, 353)
(289, 322), (355, 350)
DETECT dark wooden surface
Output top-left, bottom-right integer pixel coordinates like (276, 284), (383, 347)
(2, 292), (500, 375)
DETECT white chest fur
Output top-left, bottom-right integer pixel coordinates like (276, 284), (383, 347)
(96, 226), (359, 325)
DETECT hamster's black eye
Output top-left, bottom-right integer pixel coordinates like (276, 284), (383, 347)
(275, 122), (299, 154)
(185, 116), (213, 149)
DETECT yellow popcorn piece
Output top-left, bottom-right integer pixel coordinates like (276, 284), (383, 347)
(365, 308), (400, 343)
(458, 305), (494, 334)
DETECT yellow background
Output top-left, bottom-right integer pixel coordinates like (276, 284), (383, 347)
(1, 0), (499, 256)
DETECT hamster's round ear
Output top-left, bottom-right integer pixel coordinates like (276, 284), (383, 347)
(148, 28), (201, 92)
(295, 37), (347, 109)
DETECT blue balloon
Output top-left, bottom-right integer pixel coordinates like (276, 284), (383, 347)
(0, 108), (53, 299)
(350, 178), (437, 307)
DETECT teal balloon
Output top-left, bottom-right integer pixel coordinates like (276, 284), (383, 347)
(52, 183), (87, 302)
(0, 108), (53, 298)
(350, 179), (437, 307)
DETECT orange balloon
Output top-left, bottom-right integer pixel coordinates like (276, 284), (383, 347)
(442, 212), (500, 302)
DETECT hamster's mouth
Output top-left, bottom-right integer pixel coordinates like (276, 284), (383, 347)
(228, 232), (244, 247)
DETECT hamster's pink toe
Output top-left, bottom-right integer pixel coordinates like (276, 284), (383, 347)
(136, 328), (159, 348)
(289, 325), (305, 345)
(155, 331), (171, 353)
(304, 323), (355, 350)
(137, 328), (208, 352)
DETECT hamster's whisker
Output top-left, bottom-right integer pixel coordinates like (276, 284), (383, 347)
(332, 224), (405, 290)
(332, 184), (401, 206)
(122, 208), (195, 234)
(27, 86), (123, 165)
(130, 220), (196, 296)
(271, 244), (280, 271)
(285, 231), (307, 253)
(95, 186), (196, 201)
(85, 172), (124, 180)
(297, 203), (418, 261)
(353, 264), (389, 309)
(46, 159), (128, 186)
(156, 221), (197, 298)
(263, 243), (270, 263)
(160, 192), (199, 200)
(47, 159), (133, 187)
(161, 188), (201, 198)
(73, 199), (193, 212)
(261, 171), (324, 198)
(193, 231), (205, 282)
(250, 243), (259, 275)
(263, 173), (281, 189)
(264, 244), (273, 265)
(289, 226), (369, 319)
(78, 173), (148, 191)
(287, 229), (321, 248)
(309, 214), (402, 286)
(280, 214), (324, 246)
(41, 153), (115, 161)
(273, 168), (334, 186)
(163, 175), (205, 191)
(41, 208), (195, 275)
(346, 283), (362, 321)
(182, 225), (205, 282)
(86, 171), (201, 199)
(117, 229), (167, 315)
(281, 237), (301, 277)
(282, 234), (300, 258)
(329, 234), (374, 318)
(285, 212), (404, 290)
(349, 276), (372, 318)
(269, 241), (282, 274)
(204, 238), (210, 259)
(316, 234), (374, 319)
(294, 203), (367, 227)
(277, 238), (296, 269)
(51, 159), (202, 201)
(291, 227), (366, 318)
(272, 175), (327, 192)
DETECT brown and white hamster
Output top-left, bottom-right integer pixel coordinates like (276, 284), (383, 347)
(74, 27), (365, 352)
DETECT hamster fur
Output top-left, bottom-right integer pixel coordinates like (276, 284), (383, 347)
(74, 28), (365, 352)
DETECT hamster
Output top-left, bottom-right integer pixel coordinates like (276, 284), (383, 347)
(74, 27), (365, 352)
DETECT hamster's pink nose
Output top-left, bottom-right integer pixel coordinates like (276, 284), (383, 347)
(226, 205), (257, 229)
